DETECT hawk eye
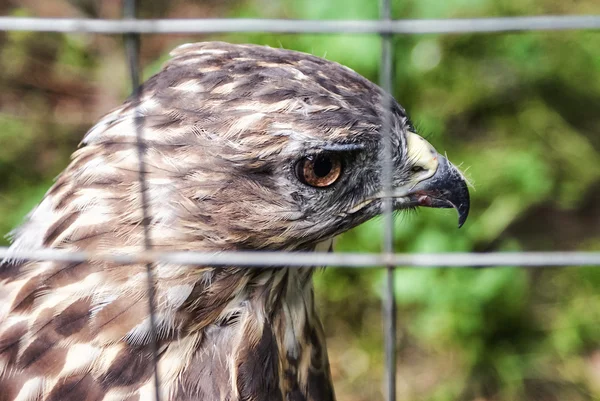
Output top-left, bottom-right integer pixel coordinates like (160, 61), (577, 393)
(295, 154), (343, 188)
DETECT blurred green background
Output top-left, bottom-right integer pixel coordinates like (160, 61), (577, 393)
(1, 1), (599, 400)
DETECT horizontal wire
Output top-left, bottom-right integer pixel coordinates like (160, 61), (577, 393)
(1, 247), (599, 268)
(0, 16), (598, 34)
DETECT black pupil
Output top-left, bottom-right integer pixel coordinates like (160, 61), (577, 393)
(313, 156), (333, 177)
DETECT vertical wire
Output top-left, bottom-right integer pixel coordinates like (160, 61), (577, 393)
(123, 1), (162, 400)
(379, 1), (397, 401)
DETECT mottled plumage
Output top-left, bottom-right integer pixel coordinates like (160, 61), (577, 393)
(0, 42), (469, 401)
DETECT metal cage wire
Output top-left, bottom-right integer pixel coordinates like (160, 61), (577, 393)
(1, 4), (599, 401)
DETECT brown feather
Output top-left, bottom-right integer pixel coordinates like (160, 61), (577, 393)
(0, 41), (422, 400)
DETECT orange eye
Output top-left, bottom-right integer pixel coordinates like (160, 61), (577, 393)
(295, 154), (343, 188)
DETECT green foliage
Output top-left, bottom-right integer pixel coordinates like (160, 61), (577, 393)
(1, 0), (599, 400)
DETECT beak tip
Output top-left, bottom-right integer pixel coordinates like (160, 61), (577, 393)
(456, 204), (470, 228)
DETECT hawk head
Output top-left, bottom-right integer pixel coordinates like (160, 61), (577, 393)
(0, 42), (470, 401)
(55, 41), (468, 253)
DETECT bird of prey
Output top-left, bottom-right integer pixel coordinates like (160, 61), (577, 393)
(0, 42), (469, 401)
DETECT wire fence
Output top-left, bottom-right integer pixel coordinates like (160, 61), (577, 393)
(0, 15), (599, 33)
(1, 3), (599, 401)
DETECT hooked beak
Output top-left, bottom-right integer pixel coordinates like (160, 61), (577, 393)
(406, 154), (470, 227)
(395, 132), (470, 228)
